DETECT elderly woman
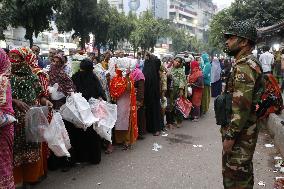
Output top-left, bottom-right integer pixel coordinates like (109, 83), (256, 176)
(71, 59), (105, 164)
(0, 49), (15, 189)
(9, 47), (52, 187)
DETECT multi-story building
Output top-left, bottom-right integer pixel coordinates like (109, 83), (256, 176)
(103, 0), (168, 19)
(168, 0), (216, 41)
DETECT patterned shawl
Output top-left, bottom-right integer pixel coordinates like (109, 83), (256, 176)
(48, 56), (75, 96)
(189, 61), (203, 83)
(0, 49), (11, 105)
(9, 47), (49, 97)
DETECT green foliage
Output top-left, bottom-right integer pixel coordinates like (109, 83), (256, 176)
(11, 0), (60, 46)
(129, 11), (171, 52)
(56, 0), (97, 49)
(209, 0), (284, 50)
(0, 0), (15, 39)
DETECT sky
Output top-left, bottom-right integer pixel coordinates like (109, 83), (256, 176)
(213, 0), (235, 10)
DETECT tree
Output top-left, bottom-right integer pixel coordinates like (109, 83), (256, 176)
(209, 0), (284, 50)
(11, 0), (61, 47)
(0, 0), (15, 39)
(56, 0), (97, 49)
(171, 29), (191, 53)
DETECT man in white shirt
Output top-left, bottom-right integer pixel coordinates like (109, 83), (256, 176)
(259, 46), (274, 74)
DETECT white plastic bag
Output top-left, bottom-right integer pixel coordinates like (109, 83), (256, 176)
(187, 87), (192, 97)
(25, 106), (49, 142)
(44, 112), (71, 157)
(60, 93), (98, 130)
(89, 98), (117, 142)
(0, 112), (17, 128)
(48, 83), (66, 100)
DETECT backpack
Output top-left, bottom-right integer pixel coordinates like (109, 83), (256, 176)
(255, 73), (283, 119)
(246, 56), (283, 119)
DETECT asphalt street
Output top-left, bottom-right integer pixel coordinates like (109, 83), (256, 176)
(34, 102), (283, 189)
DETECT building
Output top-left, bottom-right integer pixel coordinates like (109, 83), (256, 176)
(168, 0), (216, 41)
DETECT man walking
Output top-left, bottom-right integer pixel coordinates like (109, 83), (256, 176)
(222, 21), (263, 189)
(259, 45), (274, 74)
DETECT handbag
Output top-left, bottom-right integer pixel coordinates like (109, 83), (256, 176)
(175, 97), (192, 118)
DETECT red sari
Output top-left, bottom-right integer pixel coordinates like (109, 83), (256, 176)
(110, 70), (138, 144)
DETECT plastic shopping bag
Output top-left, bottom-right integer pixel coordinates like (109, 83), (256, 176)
(175, 97), (192, 118)
(44, 112), (71, 157)
(89, 98), (117, 142)
(25, 106), (49, 142)
(187, 87), (192, 97)
(48, 83), (66, 100)
(0, 111), (16, 128)
(60, 93), (98, 130)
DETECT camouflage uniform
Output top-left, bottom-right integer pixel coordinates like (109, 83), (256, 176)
(222, 21), (263, 189)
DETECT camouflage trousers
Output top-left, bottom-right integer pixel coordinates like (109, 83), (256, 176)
(221, 123), (260, 189)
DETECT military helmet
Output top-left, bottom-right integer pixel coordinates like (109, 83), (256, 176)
(224, 20), (257, 42)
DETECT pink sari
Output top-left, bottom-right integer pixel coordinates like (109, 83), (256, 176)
(0, 48), (15, 189)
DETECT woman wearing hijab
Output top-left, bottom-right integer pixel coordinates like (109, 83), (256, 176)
(0, 49), (15, 189)
(143, 53), (162, 136)
(201, 53), (211, 115)
(48, 54), (75, 170)
(130, 65), (146, 139)
(9, 47), (52, 186)
(188, 61), (204, 121)
(211, 58), (222, 97)
(70, 59), (105, 164)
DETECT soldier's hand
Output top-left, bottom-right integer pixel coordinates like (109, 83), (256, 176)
(223, 139), (235, 154)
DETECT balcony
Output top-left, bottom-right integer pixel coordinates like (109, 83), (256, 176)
(169, 4), (197, 18)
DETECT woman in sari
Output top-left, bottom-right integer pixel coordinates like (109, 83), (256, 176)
(169, 57), (187, 128)
(0, 49), (15, 189)
(110, 67), (138, 150)
(9, 47), (52, 187)
(130, 65), (146, 139)
(188, 61), (204, 121)
(71, 59), (105, 164)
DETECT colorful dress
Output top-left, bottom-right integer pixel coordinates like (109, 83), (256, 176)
(9, 48), (46, 184)
(0, 48), (15, 189)
(110, 70), (138, 145)
(201, 53), (212, 114)
(170, 66), (187, 123)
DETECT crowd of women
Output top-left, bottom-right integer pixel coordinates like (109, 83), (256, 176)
(0, 46), (228, 188)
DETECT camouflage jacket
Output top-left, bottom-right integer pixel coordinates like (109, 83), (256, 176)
(225, 54), (262, 140)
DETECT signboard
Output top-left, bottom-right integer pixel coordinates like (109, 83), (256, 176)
(123, 0), (151, 16)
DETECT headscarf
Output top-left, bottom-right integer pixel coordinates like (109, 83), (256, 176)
(201, 53), (210, 64)
(9, 47), (49, 97)
(48, 54), (75, 96)
(189, 61), (203, 83)
(0, 48), (11, 105)
(72, 59), (105, 100)
(131, 66), (145, 82)
(211, 58), (222, 83)
(9, 48), (43, 103)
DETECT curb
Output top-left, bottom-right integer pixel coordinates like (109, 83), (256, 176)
(266, 113), (284, 155)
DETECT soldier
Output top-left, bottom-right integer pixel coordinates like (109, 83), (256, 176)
(221, 21), (263, 189)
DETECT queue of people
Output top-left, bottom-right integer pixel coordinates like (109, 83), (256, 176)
(0, 46), (222, 189)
